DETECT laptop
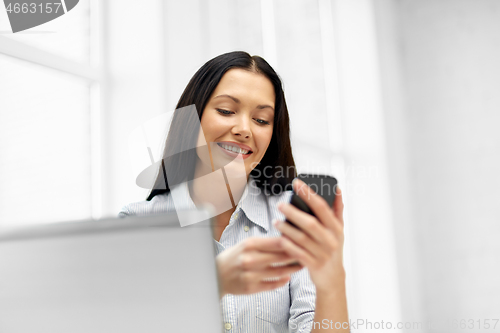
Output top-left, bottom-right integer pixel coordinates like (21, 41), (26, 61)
(0, 209), (222, 333)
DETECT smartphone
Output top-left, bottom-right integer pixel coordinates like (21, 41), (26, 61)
(286, 174), (338, 228)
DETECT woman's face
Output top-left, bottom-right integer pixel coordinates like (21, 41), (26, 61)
(196, 68), (275, 179)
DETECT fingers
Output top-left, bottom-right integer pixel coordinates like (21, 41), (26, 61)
(242, 237), (286, 253)
(246, 265), (302, 293)
(238, 261), (302, 294)
(277, 205), (331, 246)
(258, 276), (291, 292)
(238, 251), (295, 271)
(333, 186), (344, 225)
(259, 263), (303, 279)
(279, 235), (317, 269)
(218, 236), (305, 296)
(273, 219), (331, 259)
(237, 237), (301, 271)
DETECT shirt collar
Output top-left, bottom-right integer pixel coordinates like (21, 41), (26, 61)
(169, 175), (269, 231)
(169, 180), (197, 211)
(240, 175), (269, 231)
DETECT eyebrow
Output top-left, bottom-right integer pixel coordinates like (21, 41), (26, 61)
(214, 94), (274, 111)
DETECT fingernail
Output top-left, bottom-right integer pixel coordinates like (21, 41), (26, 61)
(272, 219), (281, 227)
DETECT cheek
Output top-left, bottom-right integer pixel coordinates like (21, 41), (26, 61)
(200, 114), (226, 141)
(256, 127), (273, 153)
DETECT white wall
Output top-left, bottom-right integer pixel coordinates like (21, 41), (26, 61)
(333, 0), (403, 327)
(375, 0), (500, 329)
(373, 0), (424, 327)
(104, 0), (167, 215)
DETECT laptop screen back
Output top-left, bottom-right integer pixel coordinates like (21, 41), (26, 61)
(0, 211), (221, 333)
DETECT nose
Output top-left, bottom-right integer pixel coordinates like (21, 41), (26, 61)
(232, 117), (251, 139)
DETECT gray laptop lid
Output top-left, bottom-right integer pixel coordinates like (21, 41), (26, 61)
(0, 210), (222, 333)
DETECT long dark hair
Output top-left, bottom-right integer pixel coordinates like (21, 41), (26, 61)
(146, 51), (296, 201)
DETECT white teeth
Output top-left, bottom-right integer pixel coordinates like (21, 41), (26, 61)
(218, 143), (250, 155)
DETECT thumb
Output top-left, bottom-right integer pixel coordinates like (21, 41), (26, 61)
(333, 185), (344, 225)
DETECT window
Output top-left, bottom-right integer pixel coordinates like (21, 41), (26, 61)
(0, 0), (101, 226)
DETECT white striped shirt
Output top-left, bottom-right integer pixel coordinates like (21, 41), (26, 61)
(119, 175), (316, 332)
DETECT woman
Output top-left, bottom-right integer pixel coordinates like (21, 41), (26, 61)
(119, 51), (349, 332)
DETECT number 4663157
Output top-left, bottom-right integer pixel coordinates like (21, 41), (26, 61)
(6, 3), (62, 14)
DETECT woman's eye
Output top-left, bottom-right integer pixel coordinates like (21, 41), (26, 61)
(255, 119), (270, 125)
(216, 109), (270, 125)
(216, 108), (233, 115)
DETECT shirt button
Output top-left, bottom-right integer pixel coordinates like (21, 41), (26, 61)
(234, 212), (239, 219)
(224, 322), (232, 330)
(243, 225), (250, 232)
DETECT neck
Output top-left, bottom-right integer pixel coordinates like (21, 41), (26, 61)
(189, 158), (249, 242)
(189, 158), (249, 216)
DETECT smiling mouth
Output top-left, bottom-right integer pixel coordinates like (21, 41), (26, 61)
(216, 143), (253, 155)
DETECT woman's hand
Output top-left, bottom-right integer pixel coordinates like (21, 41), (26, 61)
(216, 237), (303, 298)
(274, 178), (345, 292)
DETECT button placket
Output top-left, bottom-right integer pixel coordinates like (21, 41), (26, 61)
(223, 294), (236, 332)
(230, 207), (240, 223)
